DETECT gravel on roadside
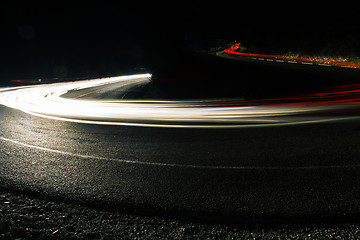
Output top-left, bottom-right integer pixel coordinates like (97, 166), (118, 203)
(1, 188), (360, 239)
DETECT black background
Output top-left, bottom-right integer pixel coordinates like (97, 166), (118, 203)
(1, 4), (359, 82)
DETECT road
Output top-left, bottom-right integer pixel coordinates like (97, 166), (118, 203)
(2, 72), (360, 224)
(222, 43), (360, 69)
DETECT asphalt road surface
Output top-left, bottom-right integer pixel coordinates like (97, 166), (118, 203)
(2, 72), (360, 227)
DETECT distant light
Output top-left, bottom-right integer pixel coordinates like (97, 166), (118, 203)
(224, 43), (360, 69)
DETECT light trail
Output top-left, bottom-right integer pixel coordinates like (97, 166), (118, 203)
(1, 74), (360, 128)
(224, 43), (360, 69)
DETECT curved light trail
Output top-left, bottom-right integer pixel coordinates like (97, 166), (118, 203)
(224, 43), (360, 69)
(1, 73), (360, 128)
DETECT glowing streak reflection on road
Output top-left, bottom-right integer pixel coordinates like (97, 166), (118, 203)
(1, 74), (360, 128)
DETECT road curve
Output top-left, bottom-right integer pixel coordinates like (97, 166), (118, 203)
(223, 43), (360, 69)
(2, 74), (360, 223)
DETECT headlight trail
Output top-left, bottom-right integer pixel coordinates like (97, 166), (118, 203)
(1, 73), (360, 128)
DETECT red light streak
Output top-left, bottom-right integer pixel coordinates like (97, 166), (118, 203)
(201, 43), (360, 110)
(224, 43), (360, 69)
(175, 83), (360, 110)
(11, 79), (39, 83)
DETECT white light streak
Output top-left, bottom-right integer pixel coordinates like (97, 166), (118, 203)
(0, 74), (358, 128)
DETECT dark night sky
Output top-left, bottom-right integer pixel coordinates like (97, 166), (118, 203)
(1, 4), (359, 82)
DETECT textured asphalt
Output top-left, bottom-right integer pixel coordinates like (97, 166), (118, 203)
(2, 80), (360, 226)
(3, 187), (360, 239)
